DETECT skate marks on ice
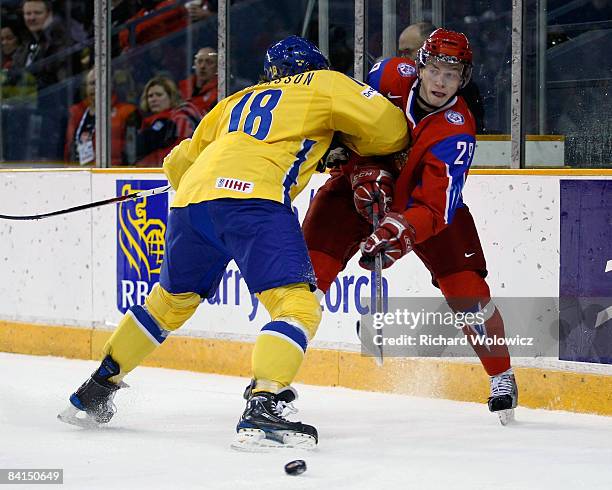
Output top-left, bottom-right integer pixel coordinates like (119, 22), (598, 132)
(1, 353), (611, 490)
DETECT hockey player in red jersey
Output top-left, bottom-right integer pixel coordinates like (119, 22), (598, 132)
(303, 28), (518, 422)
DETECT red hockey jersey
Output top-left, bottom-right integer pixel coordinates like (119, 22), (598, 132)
(367, 57), (476, 243)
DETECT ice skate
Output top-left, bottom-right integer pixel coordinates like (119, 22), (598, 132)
(231, 386), (318, 451)
(488, 368), (518, 425)
(58, 356), (125, 428)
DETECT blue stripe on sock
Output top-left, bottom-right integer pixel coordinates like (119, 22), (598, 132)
(261, 321), (308, 352)
(96, 355), (120, 379)
(130, 305), (168, 345)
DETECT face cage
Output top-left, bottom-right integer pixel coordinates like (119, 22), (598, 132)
(416, 51), (473, 89)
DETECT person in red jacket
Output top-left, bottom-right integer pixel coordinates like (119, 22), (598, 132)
(178, 47), (218, 116)
(303, 28), (518, 422)
(118, 0), (188, 52)
(135, 75), (200, 166)
(64, 67), (138, 165)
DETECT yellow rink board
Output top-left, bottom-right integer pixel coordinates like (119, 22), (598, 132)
(1, 320), (610, 416)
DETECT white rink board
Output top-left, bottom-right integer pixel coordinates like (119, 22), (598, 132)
(0, 170), (94, 325)
(0, 170), (607, 350)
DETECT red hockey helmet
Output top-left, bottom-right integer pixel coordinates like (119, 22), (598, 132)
(416, 28), (473, 88)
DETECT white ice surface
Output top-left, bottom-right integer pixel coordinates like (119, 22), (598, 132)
(0, 353), (610, 490)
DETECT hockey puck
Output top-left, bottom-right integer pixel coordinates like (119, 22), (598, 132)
(284, 459), (307, 476)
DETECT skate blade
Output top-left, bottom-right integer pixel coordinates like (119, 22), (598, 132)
(57, 405), (102, 429)
(230, 428), (317, 452)
(497, 408), (516, 426)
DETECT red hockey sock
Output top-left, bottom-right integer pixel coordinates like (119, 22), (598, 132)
(437, 271), (511, 376)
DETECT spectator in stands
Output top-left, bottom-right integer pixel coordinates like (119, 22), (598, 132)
(397, 21), (485, 132)
(1, 23), (22, 70)
(119, 1), (188, 52)
(185, 0), (216, 23)
(179, 47), (218, 116)
(11, 0), (76, 89)
(136, 75), (200, 166)
(64, 67), (139, 166)
(398, 22), (432, 59)
(0, 21), (37, 102)
(111, 0), (142, 56)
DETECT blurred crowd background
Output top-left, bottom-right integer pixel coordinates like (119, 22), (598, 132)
(0, 0), (610, 167)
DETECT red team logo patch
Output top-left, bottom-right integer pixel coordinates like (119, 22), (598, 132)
(445, 110), (465, 125)
(397, 63), (416, 77)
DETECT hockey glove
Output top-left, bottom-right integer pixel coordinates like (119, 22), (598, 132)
(351, 166), (395, 223)
(359, 212), (416, 270)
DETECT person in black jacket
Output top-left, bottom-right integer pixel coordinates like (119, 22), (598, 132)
(11, 0), (76, 90)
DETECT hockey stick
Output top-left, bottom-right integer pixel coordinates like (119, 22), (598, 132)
(372, 207), (384, 316)
(356, 203), (385, 366)
(371, 203), (384, 365)
(0, 185), (172, 221)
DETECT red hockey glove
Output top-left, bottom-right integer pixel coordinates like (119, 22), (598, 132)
(359, 212), (416, 270)
(351, 166), (395, 223)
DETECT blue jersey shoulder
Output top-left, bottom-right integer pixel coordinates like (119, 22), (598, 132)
(366, 58), (391, 92)
(430, 133), (476, 170)
(430, 133), (476, 223)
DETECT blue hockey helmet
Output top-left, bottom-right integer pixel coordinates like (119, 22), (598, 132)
(263, 35), (330, 81)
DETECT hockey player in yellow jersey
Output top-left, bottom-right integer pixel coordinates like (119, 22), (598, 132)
(165, 60), (406, 206)
(59, 36), (409, 449)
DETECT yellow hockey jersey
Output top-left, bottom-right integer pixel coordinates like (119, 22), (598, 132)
(163, 69), (409, 207)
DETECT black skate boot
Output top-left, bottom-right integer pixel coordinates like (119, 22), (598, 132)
(57, 355), (124, 428)
(488, 368), (518, 425)
(232, 385), (318, 451)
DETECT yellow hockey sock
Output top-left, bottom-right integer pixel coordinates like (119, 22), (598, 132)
(251, 283), (322, 390)
(102, 285), (201, 382)
(102, 305), (168, 382)
(252, 321), (307, 390)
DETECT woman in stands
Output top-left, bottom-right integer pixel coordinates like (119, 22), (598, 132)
(136, 75), (200, 166)
(1, 23), (22, 70)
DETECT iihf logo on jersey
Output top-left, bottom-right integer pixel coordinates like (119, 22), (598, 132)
(116, 180), (168, 313)
(215, 177), (254, 193)
(445, 110), (465, 125)
(397, 63), (416, 77)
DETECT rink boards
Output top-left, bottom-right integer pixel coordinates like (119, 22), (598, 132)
(0, 168), (611, 415)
